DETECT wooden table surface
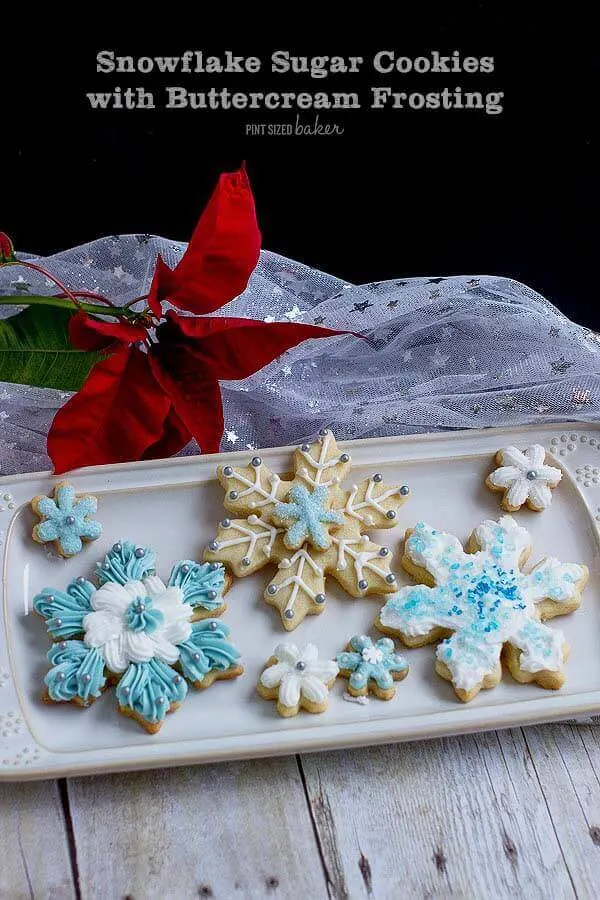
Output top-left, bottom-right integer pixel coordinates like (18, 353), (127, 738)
(2, 721), (600, 899)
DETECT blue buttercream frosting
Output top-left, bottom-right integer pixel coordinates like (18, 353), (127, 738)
(177, 619), (241, 684)
(125, 596), (164, 634)
(337, 634), (408, 692)
(168, 560), (226, 611)
(274, 483), (344, 549)
(45, 640), (106, 704)
(96, 540), (156, 585)
(34, 578), (95, 638)
(33, 483), (102, 556)
(116, 658), (187, 724)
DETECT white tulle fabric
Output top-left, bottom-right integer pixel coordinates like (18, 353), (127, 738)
(2, 234), (600, 476)
(82, 577), (191, 672)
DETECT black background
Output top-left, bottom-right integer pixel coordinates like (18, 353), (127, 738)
(2, 8), (598, 326)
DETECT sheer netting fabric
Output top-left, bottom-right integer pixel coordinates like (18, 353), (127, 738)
(1, 234), (599, 475)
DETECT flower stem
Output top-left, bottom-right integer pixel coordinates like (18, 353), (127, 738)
(0, 294), (136, 318)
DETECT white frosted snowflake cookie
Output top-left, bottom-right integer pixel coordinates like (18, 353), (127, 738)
(257, 643), (339, 717)
(486, 444), (562, 511)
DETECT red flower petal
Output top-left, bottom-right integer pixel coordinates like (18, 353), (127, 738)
(0, 232), (16, 263)
(148, 165), (261, 317)
(141, 405), (192, 460)
(158, 312), (347, 380)
(69, 311), (147, 351)
(149, 348), (224, 454)
(48, 347), (172, 473)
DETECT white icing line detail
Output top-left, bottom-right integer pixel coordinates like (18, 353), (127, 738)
(345, 477), (400, 524)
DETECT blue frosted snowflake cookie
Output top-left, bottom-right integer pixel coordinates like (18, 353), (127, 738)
(337, 634), (408, 700)
(377, 516), (588, 702)
(34, 541), (241, 733)
(31, 482), (102, 557)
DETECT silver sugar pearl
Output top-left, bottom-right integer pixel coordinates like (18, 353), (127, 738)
(228, 491), (238, 501)
(400, 485), (410, 496)
(112, 542), (122, 553)
(47, 594), (55, 602)
(82, 674), (91, 683)
(209, 621), (219, 631)
(379, 547), (390, 557)
(251, 456), (262, 467)
(221, 518), (231, 528)
(241, 556), (251, 566)
(209, 562), (220, 571)
(340, 453), (350, 463)
(76, 577), (86, 585)
(136, 602), (145, 613)
(173, 674), (182, 684)
(208, 541), (219, 552)
(103, 562), (111, 570)
(315, 593), (326, 604)
(56, 672), (65, 681)
(284, 609), (294, 619)
(156, 696), (165, 705)
(134, 548), (145, 558)
(181, 564), (190, 574)
(267, 584), (278, 595)
(54, 618), (63, 627)
(386, 510), (397, 520)
(358, 579), (368, 591)
(208, 590), (218, 600)
(386, 573), (396, 584)
(301, 443), (310, 451)
(223, 466), (233, 476)
(318, 427), (329, 436)
(193, 652), (201, 662)
(526, 470), (538, 481)
(65, 515), (75, 526)
(295, 660), (306, 671)
(373, 473), (383, 483)
(59, 641), (67, 650)
(122, 686), (130, 696)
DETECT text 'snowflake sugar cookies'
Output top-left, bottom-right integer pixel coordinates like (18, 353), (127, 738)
(336, 634), (408, 700)
(204, 429), (410, 629)
(486, 444), (562, 511)
(31, 482), (102, 557)
(377, 516), (588, 702)
(257, 643), (339, 717)
(33, 541), (241, 733)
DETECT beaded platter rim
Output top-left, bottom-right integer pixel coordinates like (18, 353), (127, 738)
(1, 420), (600, 781)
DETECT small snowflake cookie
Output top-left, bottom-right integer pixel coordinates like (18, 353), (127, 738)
(486, 445), (562, 511)
(257, 643), (339, 717)
(205, 428), (410, 630)
(377, 516), (588, 702)
(31, 482), (102, 557)
(336, 634), (408, 700)
(33, 541), (241, 733)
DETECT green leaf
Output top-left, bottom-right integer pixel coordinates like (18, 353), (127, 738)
(0, 306), (102, 391)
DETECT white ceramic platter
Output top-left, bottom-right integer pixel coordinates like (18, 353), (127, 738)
(1, 423), (600, 780)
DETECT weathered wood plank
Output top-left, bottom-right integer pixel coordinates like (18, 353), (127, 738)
(67, 758), (328, 900)
(0, 780), (76, 900)
(522, 723), (600, 896)
(300, 729), (577, 900)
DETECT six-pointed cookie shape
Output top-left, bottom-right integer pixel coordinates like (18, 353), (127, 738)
(377, 516), (588, 702)
(205, 429), (410, 629)
(337, 634), (408, 699)
(31, 482), (102, 557)
(486, 444), (562, 511)
(257, 642), (339, 716)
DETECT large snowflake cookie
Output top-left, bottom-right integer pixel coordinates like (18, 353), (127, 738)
(204, 429), (410, 630)
(377, 516), (588, 702)
(31, 482), (102, 557)
(33, 541), (241, 733)
(486, 444), (562, 511)
(336, 634), (408, 700)
(257, 643), (339, 717)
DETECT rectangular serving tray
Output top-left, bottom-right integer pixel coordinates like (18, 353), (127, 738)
(1, 422), (599, 780)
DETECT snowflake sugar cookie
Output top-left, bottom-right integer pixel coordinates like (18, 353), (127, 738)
(486, 445), (562, 511)
(34, 541), (241, 733)
(336, 634), (408, 700)
(257, 643), (339, 716)
(31, 482), (102, 557)
(377, 516), (588, 702)
(204, 429), (410, 630)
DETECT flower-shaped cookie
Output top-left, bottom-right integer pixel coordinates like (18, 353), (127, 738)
(31, 482), (102, 557)
(337, 634), (408, 699)
(257, 643), (339, 716)
(205, 429), (410, 630)
(486, 445), (562, 511)
(34, 541), (241, 733)
(377, 516), (588, 702)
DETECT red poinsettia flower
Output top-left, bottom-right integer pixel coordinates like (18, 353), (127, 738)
(0, 231), (16, 263)
(48, 167), (344, 473)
